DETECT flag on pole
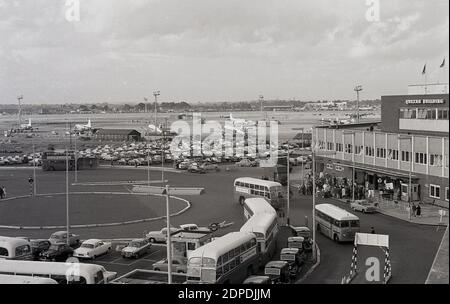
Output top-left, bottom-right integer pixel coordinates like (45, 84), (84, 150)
(422, 64), (426, 75)
(440, 58), (445, 68)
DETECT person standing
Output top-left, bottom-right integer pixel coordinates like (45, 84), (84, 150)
(416, 205), (421, 217)
(370, 227), (376, 234)
(0, 186), (4, 199)
(1, 186), (5, 199)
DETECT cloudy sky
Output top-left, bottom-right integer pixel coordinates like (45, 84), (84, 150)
(0, 0), (448, 104)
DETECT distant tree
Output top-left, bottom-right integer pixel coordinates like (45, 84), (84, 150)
(136, 103), (146, 112)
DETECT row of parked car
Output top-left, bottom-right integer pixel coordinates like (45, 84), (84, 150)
(0, 153), (42, 166)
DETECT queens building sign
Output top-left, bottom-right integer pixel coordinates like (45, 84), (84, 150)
(405, 99), (445, 105)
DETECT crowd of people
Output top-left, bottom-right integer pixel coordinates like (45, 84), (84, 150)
(298, 172), (374, 201)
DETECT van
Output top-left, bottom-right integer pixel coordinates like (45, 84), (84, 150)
(0, 237), (33, 260)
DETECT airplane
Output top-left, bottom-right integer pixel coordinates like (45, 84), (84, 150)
(20, 119), (33, 131)
(74, 119), (92, 132)
(228, 113), (258, 128)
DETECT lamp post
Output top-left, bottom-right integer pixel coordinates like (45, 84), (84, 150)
(65, 147), (70, 245)
(160, 186), (205, 284)
(74, 133), (78, 183)
(259, 95), (264, 120)
(32, 140), (36, 196)
(399, 135), (413, 221)
(344, 131), (356, 202)
(354, 85), (363, 123)
(153, 91), (160, 127)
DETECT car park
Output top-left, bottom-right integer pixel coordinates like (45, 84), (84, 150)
(73, 239), (112, 260)
(351, 200), (377, 213)
(152, 257), (187, 273)
(121, 239), (151, 259)
(39, 243), (74, 262)
(48, 231), (80, 247)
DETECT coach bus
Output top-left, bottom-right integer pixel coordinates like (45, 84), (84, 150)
(186, 232), (259, 284)
(0, 260), (117, 284)
(240, 213), (278, 265)
(315, 204), (360, 243)
(242, 198), (277, 220)
(234, 177), (285, 210)
(0, 274), (57, 284)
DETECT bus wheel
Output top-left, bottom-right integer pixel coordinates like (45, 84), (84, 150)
(239, 197), (245, 205)
(333, 234), (339, 243)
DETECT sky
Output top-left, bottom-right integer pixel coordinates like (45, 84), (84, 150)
(0, 0), (448, 104)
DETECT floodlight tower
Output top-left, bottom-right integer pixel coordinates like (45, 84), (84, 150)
(354, 85), (363, 123)
(153, 90), (160, 126)
(17, 95), (24, 127)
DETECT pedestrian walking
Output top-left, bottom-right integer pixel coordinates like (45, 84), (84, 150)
(416, 205), (421, 217)
(412, 204), (417, 217)
(370, 227), (376, 234)
(0, 186), (4, 199)
(1, 186), (6, 199)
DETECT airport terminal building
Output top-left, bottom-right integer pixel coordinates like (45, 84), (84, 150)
(313, 86), (449, 208)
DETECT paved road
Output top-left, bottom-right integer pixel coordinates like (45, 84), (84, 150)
(0, 166), (444, 284)
(287, 194), (445, 284)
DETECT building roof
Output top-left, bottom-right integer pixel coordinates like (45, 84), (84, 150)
(96, 129), (141, 136)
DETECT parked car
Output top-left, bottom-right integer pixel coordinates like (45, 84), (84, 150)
(146, 227), (179, 243)
(236, 158), (257, 167)
(179, 224), (210, 233)
(30, 239), (51, 260)
(152, 257), (187, 273)
(121, 238), (151, 259)
(39, 243), (74, 262)
(48, 231), (80, 247)
(73, 239), (112, 259)
(351, 200), (377, 213)
(188, 164), (206, 173)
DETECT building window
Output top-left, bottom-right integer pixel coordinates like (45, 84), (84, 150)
(429, 154), (443, 167)
(345, 144), (353, 154)
(446, 187), (449, 201)
(438, 109), (449, 120)
(401, 151), (410, 162)
(327, 142), (334, 151)
(335, 143), (343, 152)
(355, 145), (363, 155)
(376, 148), (386, 158)
(400, 108), (417, 119)
(388, 149), (399, 160)
(430, 184), (440, 199)
(365, 146), (374, 157)
(415, 152), (427, 165)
